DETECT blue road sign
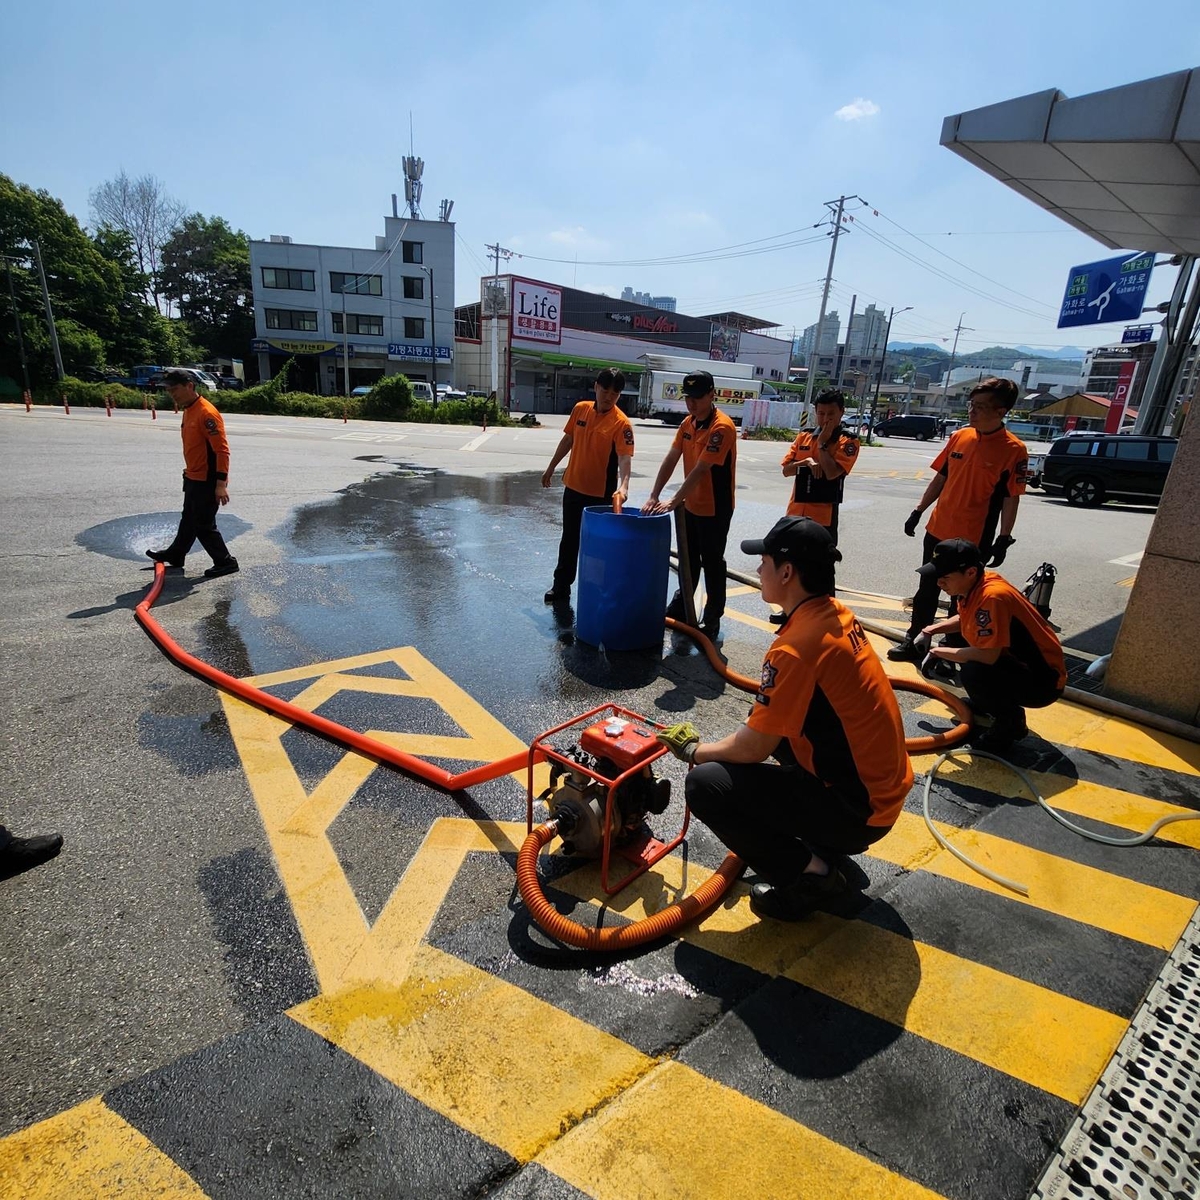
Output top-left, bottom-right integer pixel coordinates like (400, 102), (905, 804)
(1058, 252), (1154, 329)
(1121, 325), (1154, 344)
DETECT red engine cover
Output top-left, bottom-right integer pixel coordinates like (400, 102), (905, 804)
(579, 718), (660, 775)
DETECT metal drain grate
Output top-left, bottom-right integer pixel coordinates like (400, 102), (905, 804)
(1033, 908), (1200, 1199)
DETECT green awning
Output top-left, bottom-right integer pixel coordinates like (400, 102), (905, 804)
(512, 350), (644, 375)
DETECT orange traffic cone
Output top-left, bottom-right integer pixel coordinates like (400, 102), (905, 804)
(23, 390), (31, 412)
(151, 405), (157, 421)
(343, 407), (348, 424)
(62, 393), (70, 415)
(105, 395), (113, 417)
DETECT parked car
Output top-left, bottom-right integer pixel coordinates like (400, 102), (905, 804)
(1039, 433), (1177, 507)
(350, 385), (373, 396)
(873, 414), (941, 441)
(217, 375), (244, 391)
(147, 367), (217, 393)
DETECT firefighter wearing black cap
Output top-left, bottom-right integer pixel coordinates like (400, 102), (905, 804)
(656, 516), (913, 921)
(542, 368), (634, 604)
(890, 377), (1028, 664)
(917, 538), (1066, 753)
(641, 370), (737, 642)
(145, 369), (239, 578)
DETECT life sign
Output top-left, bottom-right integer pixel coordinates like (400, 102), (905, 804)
(1057, 252), (1154, 329)
(512, 277), (563, 345)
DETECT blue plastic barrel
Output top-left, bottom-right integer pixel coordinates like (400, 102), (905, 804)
(575, 507), (671, 651)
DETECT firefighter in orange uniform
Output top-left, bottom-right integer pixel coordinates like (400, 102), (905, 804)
(541, 368), (634, 603)
(890, 377), (1027, 663)
(642, 370), (737, 641)
(655, 516), (912, 921)
(918, 538), (1066, 753)
(145, 369), (239, 578)
(780, 388), (860, 543)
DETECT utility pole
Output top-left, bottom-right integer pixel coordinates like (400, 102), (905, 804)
(341, 285), (350, 398)
(4, 258), (32, 394)
(804, 196), (856, 409)
(869, 305), (911, 442)
(32, 240), (64, 381)
(939, 312), (973, 413)
(835, 292), (856, 388)
(484, 242), (512, 400)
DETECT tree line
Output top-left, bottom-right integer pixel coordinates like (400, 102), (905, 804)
(0, 170), (255, 392)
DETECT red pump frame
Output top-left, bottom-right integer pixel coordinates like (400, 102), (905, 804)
(526, 703), (691, 896)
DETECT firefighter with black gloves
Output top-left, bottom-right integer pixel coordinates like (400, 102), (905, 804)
(657, 516), (912, 922)
(917, 538), (1066, 753)
(890, 377), (1028, 664)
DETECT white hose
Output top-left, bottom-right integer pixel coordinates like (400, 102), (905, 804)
(922, 747), (1200, 896)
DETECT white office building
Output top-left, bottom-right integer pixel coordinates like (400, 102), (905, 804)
(249, 207), (454, 395)
(799, 312), (840, 359)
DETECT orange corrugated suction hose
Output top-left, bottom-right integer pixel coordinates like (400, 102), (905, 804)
(516, 822), (745, 951)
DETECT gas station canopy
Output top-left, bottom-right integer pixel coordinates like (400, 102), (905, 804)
(941, 69), (1200, 256)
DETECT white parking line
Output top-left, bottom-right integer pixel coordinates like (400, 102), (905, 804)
(334, 432), (408, 443)
(459, 432), (494, 453)
(1108, 551), (1144, 567)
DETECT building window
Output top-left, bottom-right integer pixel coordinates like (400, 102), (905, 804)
(261, 267), (315, 291)
(331, 312), (384, 337)
(404, 317), (425, 339)
(402, 241), (423, 264)
(455, 302), (481, 341)
(402, 275), (424, 300)
(329, 272), (382, 296)
(265, 308), (318, 331)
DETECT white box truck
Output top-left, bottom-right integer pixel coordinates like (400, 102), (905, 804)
(636, 353), (775, 425)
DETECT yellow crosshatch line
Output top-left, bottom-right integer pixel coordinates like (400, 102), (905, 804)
(219, 646), (549, 995)
(0, 1097), (206, 1200)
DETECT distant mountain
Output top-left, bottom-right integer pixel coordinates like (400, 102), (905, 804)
(1015, 345), (1086, 360)
(889, 342), (948, 354)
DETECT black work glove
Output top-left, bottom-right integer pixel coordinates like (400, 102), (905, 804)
(987, 535), (1015, 568)
(903, 509), (922, 537)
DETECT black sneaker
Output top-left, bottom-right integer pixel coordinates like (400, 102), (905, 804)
(146, 549), (184, 568)
(887, 637), (922, 663)
(0, 832), (63, 880)
(204, 558), (239, 579)
(700, 623), (721, 643)
(769, 612), (785, 625)
(749, 867), (847, 921)
(544, 587), (569, 603)
(970, 714), (1029, 755)
(921, 657), (959, 685)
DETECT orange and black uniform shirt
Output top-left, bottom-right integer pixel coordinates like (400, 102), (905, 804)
(182, 397), (231, 483)
(780, 427), (860, 526)
(672, 408), (737, 518)
(960, 571), (1068, 690)
(926, 426), (1028, 546)
(747, 596), (914, 828)
(562, 401), (635, 498)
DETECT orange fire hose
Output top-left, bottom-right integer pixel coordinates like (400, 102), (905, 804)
(135, 564), (538, 791)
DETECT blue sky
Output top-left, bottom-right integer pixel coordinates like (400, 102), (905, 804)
(3, 0), (1198, 357)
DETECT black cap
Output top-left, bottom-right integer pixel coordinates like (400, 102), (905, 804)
(917, 538), (983, 577)
(681, 370), (715, 398)
(741, 516), (843, 566)
(162, 368), (193, 385)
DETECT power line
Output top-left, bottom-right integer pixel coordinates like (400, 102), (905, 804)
(869, 207), (1056, 311)
(508, 228), (829, 269)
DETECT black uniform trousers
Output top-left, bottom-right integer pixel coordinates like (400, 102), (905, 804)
(552, 485), (608, 592)
(685, 759), (891, 885)
(667, 509), (732, 629)
(906, 531), (964, 642)
(960, 657), (1062, 727)
(164, 477), (234, 565)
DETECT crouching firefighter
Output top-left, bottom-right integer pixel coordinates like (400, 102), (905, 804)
(916, 538), (1066, 754)
(656, 516), (913, 921)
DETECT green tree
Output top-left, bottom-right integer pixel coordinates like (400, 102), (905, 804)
(0, 174), (167, 384)
(158, 214), (254, 360)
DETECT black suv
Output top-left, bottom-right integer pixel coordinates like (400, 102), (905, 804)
(873, 414), (941, 441)
(1039, 433), (1177, 507)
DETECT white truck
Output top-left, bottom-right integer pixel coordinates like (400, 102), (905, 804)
(636, 353), (774, 425)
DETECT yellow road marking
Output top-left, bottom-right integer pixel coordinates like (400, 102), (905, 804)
(0, 1097), (206, 1199)
(874, 812), (1195, 950)
(785, 920), (1125, 1104)
(553, 852), (1126, 1101)
(1117, 575), (1137, 588)
(537, 1059), (945, 1200)
(290, 943), (655, 1163)
(909, 751), (1200, 851)
(220, 647), (548, 993)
